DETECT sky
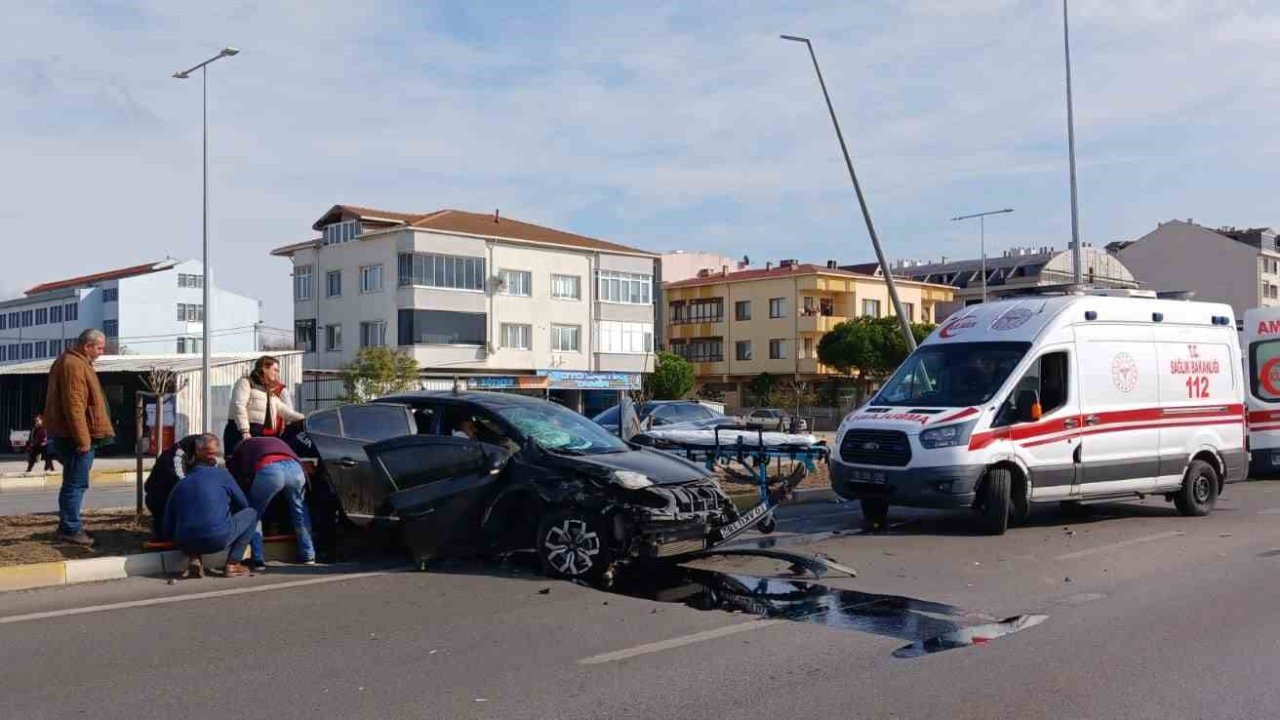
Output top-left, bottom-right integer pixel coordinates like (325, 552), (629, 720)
(5, 0), (1280, 331)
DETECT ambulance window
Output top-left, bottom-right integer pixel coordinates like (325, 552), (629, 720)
(998, 351), (1069, 426)
(1251, 340), (1280, 402)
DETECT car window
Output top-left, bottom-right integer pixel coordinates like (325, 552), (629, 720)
(412, 406), (437, 435)
(667, 404), (709, 424)
(648, 405), (678, 425)
(340, 404), (413, 442)
(996, 351), (1070, 427)
(307, 409), (341, 437)
(592, 406), (620, 425)
(495, 402), (628, 454)
(377, 441), (486, 491)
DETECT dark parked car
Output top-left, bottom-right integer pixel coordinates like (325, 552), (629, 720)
(300, 392), (745, 580)
(592, 400), (723, 435)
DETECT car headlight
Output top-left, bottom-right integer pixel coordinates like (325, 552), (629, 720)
(919, 421), (977, 449)
(612, 470), (654, 490)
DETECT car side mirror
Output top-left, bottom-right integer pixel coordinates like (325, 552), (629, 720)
(1015, 389), (1042, 423)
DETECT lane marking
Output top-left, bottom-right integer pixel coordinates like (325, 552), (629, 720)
(578, 619), (781, 665)
(0, 571), (391, 626)
(1054, 531), (1184, 561)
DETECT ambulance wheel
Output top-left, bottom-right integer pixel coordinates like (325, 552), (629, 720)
(1174, 460), (1218, 517)
(977, 468), (1011, 536)
(860, 499), (889, 533)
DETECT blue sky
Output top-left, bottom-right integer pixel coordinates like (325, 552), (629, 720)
(4, 1), (1280, 330)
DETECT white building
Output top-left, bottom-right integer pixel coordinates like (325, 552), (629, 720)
(272, 205), (660, 415)
(0, 259), (261, 365)
(1109, 220), (1280, 320)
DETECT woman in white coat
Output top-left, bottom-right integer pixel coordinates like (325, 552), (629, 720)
(223, 355), (305, 455)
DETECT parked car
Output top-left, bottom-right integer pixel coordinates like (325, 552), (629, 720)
(592, 400), (724, 435)
(8, 430), (30, 453)
(300, 392), (743, 580)
(742, 408), (809, 433)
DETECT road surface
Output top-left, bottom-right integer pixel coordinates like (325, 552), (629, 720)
(5, 482), (1280, 718)
(0, 486), (141, 516)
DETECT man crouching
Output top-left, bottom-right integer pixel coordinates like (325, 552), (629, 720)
(161, 434), (257, 578)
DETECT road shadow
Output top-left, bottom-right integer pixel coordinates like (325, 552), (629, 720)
(878, 500), (1214, 538)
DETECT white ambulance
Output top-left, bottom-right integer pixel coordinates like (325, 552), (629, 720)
(831, 292), (1246, 534)
(1242, 307), (1280, 475)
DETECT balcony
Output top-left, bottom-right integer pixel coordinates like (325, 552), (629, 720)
(798, 313), (847, 334)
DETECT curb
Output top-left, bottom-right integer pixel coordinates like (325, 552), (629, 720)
(0, 539), (299, 593)
(0, 472), (143, 493)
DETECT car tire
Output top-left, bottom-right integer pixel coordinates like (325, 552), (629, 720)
(536, 510), (613, 581)
(977, 467), (1011, 536)
(860, 498), (889, 533)
(1174, 459), (1219, 517)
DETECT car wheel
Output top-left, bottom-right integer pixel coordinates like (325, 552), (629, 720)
(976, 467), (1011, 536)
(756, 515), (777, 534)
(860, 498), (889, 533)
(1174, 459), (1219, 517)
(536, 510), (613, 581)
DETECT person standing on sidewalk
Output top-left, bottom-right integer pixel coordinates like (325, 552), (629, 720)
(226, 435), (316, 568)
(44, 329), (113, 547)
(162, 435), (257, 579)
(25, 414), (56, 474)
(223, 355), (304, 456)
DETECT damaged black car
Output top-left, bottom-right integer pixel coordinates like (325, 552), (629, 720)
(299, 391), (777, 581)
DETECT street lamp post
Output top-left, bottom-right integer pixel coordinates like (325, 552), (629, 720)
(1062, 0), (1082, 286)
(173, 47), (238, 434)
(951, 208), (1014, 304)
(781, 34), (916, 352)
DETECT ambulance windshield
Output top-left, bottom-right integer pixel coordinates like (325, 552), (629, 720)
(873, 342), (1030, 408)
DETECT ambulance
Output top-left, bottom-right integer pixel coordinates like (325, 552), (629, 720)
(1242, 307), (1280, 475)
(831, 291), (1246, 534)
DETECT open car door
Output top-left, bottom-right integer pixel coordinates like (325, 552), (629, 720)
(365, 435), (511, 563)
(304, 403), (415, 526)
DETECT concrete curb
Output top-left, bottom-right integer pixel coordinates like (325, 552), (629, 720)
(0, 472), (142, 493)
(0, 540), (299, 593)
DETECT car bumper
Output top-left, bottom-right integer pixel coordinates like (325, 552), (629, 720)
(830, 459), (986, 509)
(636, 519), (711, 558)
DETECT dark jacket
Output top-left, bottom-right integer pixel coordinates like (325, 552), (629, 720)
(144, 435), (204, 523)
(44, 347), (114, 452)
(161, 466), (250, 543)
(226, 436), (300, 487)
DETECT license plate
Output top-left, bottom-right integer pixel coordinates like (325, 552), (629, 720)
(718, 501), (772, 539)
(849, 468), (888, 484)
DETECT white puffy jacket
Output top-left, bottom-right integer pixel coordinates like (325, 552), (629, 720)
(229, 377), (305, 435)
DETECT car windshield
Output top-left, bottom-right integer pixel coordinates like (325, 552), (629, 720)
(592, 406), (620, 425)
(500, 403), (630, 454)
(873, 342), (1030, 408)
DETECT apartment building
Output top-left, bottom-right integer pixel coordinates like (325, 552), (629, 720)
(1108, 220), (1280, 320)
(662, 260), (953, 407)
(0, 259), (260, 365)
(271, 205), (660, 414)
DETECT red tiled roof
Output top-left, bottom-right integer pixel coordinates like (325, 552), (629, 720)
(26, 260), (177, 296)
(663, 263), (871, 289)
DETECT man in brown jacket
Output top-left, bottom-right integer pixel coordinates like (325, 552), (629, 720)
(45, 329), (113, 546)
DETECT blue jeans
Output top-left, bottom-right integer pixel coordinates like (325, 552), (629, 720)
(50, 437), (94, 536)
(177, 508), (259, 563)
(248, 460), (315, 563)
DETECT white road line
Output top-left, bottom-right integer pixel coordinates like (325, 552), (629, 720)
(578, 619), (781, 665)
(1054, 531), (1184, 561)
(0, 571), (391, 626)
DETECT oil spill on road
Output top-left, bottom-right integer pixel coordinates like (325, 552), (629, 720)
(892, 614), (1049, 658)
(608, 563), (1046, 657)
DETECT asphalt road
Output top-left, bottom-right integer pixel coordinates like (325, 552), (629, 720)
(5, 483), (1280, 719)
(0, 486), (141, 515)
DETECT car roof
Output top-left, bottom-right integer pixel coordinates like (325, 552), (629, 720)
(373, 390), (561, 412)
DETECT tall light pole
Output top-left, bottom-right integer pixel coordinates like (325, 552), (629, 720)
(1062, 0), (1082, 286)
(951, 208), (1014, 303)
(173, 47), (238, 433)
(781, 34), (916, 352)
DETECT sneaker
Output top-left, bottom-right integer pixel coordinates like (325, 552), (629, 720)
(223, 562), (251, 578)
(56, 531), (95, 547)
(301, 558), (317, 566)
(182, 557), (204, 579)
(249, 560), (268, 572)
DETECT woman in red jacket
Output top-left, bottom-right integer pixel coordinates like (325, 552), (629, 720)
(26, 415), (55, 473)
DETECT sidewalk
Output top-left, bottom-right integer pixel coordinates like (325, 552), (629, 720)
(0, 456), (152, 493)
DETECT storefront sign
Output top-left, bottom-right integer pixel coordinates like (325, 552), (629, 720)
(538, 371), (640, 390)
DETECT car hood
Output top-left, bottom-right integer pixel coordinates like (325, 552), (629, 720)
(558, 448), (711, 485)
(841, 406), (981, 436)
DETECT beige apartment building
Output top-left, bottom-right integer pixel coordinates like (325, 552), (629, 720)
(663, 260), (953, 406)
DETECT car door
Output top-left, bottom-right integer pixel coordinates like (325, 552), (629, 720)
(305, 403), (415, 526)
(994, 347), (1078, 500)
(1073, 324), (1160, 494)
(365, 435), (510, 560)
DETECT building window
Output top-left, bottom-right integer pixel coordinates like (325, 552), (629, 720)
(177, 303), (204, 322)
(596, 270), (652, 305)
(359, 265), (383, 294)
(921, 305), (931, 323)
(294, 265), (314, 301)
(64, 303), (78, 321)
(0, 314), (5, 330)
(21, 343), (33, 360)
(103, 320), (118, 338)
(671, 337), (723, 363)
(501, 323), (532, 350)
(803, 337), (814, 359)
(8, 344), (19, 360)
(102, 288), (118, 303)
(901, 302), (914, 322)
(64, 338), (74, 351)
(552, 324), (581, 352)
(735, 301), (751, 321)
(769, 298), (786, 319)
(32, 341), (45, 359)
(35, 308), (48, 325)
(49, 306), (62, 324)
(7, 312), (17, 328)
(22, 310), (33, 327)
(0, 346), (5, 361)
(597, 321), (653, 354)
(398, 253), (486, 291)
(862, 299), (881, 317)
(178, 273), (204, 288)
(322, 219), (362, 245)
(397, 310), (487, 346)
(499, 269), (532, 297)
(326, 270), (342, 298)
(359, 321), (387, 348)
(736, 340), (752, 361)
(551, 274), (581, 300)
(769, 339), (786, 359)
(176, 337), (203, 354)
(294, 320), (316, 352)
(325, 324), (342, 352)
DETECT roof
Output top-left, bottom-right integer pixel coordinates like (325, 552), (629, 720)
(0, 352), (302, 377)
(664, 263), (876, 290)
(375, 390), (560, 410)
(276, 205), (657, 258)
(25, 260), (179, 296)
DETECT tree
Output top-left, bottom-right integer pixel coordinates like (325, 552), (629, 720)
(644, 351), (695, 400)
(341, 347), (420, 403)
(817, 317), (936, 400)
(747, 372), (777, 406)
